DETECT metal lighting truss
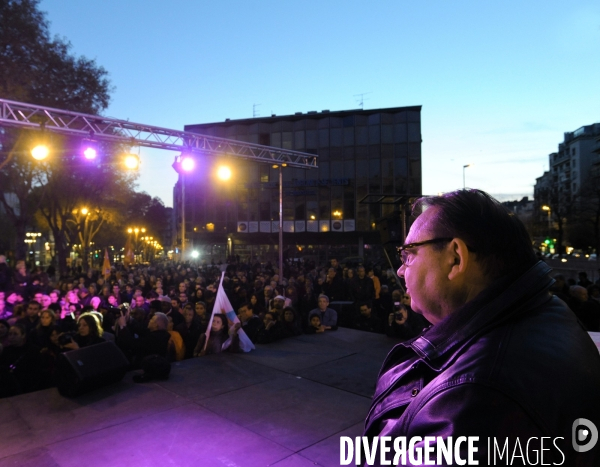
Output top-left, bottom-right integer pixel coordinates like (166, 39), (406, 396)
(0, 98), (318, 169)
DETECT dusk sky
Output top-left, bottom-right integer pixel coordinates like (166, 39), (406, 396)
(42, 0), (600, 207)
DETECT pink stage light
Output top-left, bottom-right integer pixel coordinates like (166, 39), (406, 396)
(83, 147), (97, 159)
(181, 157), (195, 171)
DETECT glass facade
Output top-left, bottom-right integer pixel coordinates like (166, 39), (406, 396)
(179, 106), (421, 257)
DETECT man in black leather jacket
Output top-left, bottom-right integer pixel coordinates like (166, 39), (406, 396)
(364, 189), (600, 466)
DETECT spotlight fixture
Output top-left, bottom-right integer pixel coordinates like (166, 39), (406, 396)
(124, 154), (140, 169)
(181, 156), (195, 172)
(81, 139), (98, 160)
(31, 144), (50, 160)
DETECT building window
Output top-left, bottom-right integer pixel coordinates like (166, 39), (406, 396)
(572, 148), (576, 155)
(282, 132), (293, 149)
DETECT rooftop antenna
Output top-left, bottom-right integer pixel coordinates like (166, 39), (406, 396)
(253, 104), (261, 118)
(354, 92), (372, 110)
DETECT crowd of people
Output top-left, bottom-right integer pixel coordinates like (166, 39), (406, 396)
(1, 250), (597, 398)
(0, 254), (428, 397)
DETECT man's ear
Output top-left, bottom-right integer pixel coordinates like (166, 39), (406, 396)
(447, 238), (471, 281)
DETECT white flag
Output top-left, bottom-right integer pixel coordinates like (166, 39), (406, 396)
(204, 272), (255, 353)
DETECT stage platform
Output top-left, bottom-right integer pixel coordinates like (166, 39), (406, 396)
(0, 328), (401, 467)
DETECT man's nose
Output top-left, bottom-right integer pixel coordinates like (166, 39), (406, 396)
(397, 264), (406, 278)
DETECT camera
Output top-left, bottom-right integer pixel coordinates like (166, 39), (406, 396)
(58, 331), (77, 346)
(393, 302), (404, 320)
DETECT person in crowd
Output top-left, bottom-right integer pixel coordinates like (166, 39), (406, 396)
(174, 305), (202, 360)
(249, 293), (266, 318)
(193, 313), (241, 356)
(132, 294), (150, 315)
(61, 313), (105, 350)
(0, 255), (10, 293)
(307, 294), (337, 331)
(354, 301), (383, 334)
(5, 292), (24, 316)
(166, 315), (185, 361)
(0, 294), (11, 320)
(263, 285), (274, 309)
(255, 312), (282, 343)
(349, 265), (375, 306)
(0, 323), (41, 397)
(367, 268), (381, 303)
(385, 293), (429, 340)
(269, 295), (287, 320)
(237, 302), (261, 343)
(16, 300), (41, 335)
(39, 295), (52, 311)
(568, 285), (600, 332)
(320, 267), (347, 302)
(116, 310), (173, 368)
(280, 306), (302, 338)
(193, 301), (209, 332)
(363, 189), (600, 466)
(29, 309), (57, 348)
(588, 284), (600, 303)
(305, 314), (324, 334)
(38, 324), (63, 389)
(0, 318), (10, 347)
(13, 260), (30, 298)
(577, 271), (593, 288)
(49, 290), (60, 304)
(121, 283), (134, 304)
(111, 284), (122, 305)
(77, 287), (93, 308)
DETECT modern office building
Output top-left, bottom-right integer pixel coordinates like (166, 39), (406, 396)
(177, 105), (422, 263)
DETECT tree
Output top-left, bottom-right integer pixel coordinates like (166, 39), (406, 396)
(0, 0), (113, 272)
(32, 135), (136, 275)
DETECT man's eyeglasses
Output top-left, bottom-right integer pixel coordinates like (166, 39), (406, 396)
(396, 238), (454, 266)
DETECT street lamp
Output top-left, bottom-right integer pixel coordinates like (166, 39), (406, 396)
(542, 205), (551, 238)
(463, 164), (473, 189)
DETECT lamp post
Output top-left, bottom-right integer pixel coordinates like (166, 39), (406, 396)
(463, 164), (472, 189)
(542, 205), (551, 238)
(272, 163), (287, 283)
(179, 156), (195, 261)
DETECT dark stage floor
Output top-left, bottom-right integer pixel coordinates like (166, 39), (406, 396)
(0, 328), (400, 467)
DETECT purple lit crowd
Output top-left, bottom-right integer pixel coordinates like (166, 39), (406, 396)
(0, 255), (429, 397)
(1, 253), (599, 397)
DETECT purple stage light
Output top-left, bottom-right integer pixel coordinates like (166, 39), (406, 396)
(81, 139), (99, 160)
(83, 147), (97, 159)
(181, 157), (195, 172)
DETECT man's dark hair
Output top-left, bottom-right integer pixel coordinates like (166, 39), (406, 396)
(413, 189), (536, 279)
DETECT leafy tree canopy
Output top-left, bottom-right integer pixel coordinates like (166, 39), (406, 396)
(0, 0), (112, 112)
